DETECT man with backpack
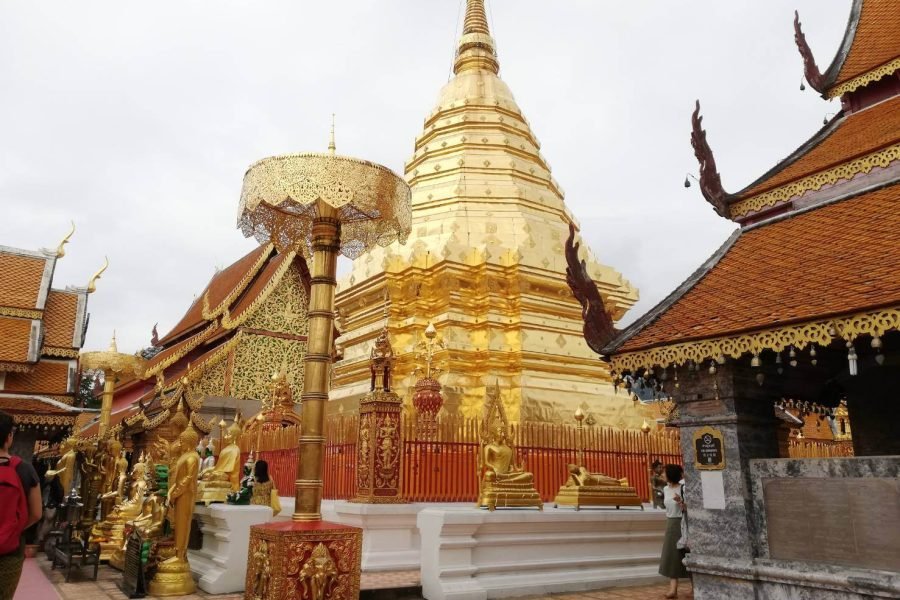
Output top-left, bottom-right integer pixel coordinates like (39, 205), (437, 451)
(0, 410), (43, 600)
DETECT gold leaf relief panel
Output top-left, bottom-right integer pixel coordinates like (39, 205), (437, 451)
(194, 357), (227, 399)
(231, 334), (308, 402)
(243, 266), (310, 336)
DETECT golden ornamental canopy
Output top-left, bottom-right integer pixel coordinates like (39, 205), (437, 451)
(237, 152), (411, 258)
(80, 334), (146, 377)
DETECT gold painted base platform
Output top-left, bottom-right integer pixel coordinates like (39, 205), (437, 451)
(245, 520), (362, 600)
(195, 483), (232, 505)
(148, 557), (196, 596)
(478, 482), (543, 511)
(553, 485), (644, 510)
(90, 521), (127, 562)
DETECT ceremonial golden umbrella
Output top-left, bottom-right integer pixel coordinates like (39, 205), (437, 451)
(237, 149), (411, 521)
(81, 333), (146, 438)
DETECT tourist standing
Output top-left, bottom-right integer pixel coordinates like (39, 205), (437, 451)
(0, 410), (43, 600)
(658, 463), (688, 598)
(650, 460), (666, 509)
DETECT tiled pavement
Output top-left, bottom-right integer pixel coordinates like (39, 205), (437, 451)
(27, 556), (692, 600)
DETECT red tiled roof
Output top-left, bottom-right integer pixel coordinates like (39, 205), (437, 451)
(832, 0), (900, 90)
(226, 251), (293, 322)
(617, 184), (900, 353)
(0, 317), (33, 363)
(0, 253), (48, 311)
(0, 394), (82, 416)
(740, 96), (900, 198)
(43, 291), (79, 349)
(158, 244), (272, 345)
(3, 360), (71, 395)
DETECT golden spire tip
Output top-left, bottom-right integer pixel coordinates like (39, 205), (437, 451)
(328, 113), (336, 155)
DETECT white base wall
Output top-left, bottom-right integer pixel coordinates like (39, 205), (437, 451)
(189, 504), (273, 594)
(277, 498), (464, 572)
(418, 505), (667, 600)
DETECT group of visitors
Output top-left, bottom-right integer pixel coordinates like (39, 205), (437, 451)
(651, 460), (689, 598)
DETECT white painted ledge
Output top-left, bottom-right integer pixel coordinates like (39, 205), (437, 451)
(418, 505), (667, 600)
(189, 503), (273, 594)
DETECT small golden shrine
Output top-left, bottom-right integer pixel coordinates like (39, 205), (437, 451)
(244, 363), (303, 434)
(352, 319), (404, 504)
(553, 408), (643, 510)
(411, 322), (444, 440)
(477, 382), (542, 511)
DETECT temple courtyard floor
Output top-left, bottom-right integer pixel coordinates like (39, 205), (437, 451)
(15, 557), (692, 600)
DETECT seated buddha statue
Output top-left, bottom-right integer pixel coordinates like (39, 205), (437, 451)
(131, 490), (167, 539)
(483, 425), (534, 485)
(478, 423), (542, 511)
(91, 455), (150, 562)
(196, 418), (243, 504)
(225, 456), (255, 506)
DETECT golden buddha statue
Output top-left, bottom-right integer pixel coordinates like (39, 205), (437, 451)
(196, 415), (243, 504)
(99, 438), (127, 519)
(46, 436), (78, 495)
(92, 454), (150, 562)
(477, 384), (542, 511)
(149, 425), (200, 596)
(553, 409), (643, 510)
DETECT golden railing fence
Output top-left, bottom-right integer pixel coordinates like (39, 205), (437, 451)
(236, 416), (853, 503)
(240, 414), (682, 503)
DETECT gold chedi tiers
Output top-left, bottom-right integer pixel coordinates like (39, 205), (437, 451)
(332, 0), (640, 426)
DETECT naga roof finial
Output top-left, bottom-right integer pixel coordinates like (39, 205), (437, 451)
(55, 221), (75, 258)
(794, 11), (826, 94)
(87, 256), (109, 293)
(690, 101), (730, 219)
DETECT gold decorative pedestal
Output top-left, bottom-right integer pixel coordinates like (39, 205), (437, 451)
(148, 557), (196, 596)
(351, 324), (405, 504)
(553, 483), (644, 510)
(91, 521), (125, 562)
(246, 521), (362, 600)
(479, 481), (543, 511)
(194, 484), (231, 506)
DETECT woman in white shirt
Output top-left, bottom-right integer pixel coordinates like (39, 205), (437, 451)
(658, 463), (688, 598)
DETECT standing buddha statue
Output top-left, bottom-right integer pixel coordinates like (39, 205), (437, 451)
(46, 437), (78, 495)
(148, 425), (200, 596)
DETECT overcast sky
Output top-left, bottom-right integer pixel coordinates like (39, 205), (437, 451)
(0, 1), (849, 353)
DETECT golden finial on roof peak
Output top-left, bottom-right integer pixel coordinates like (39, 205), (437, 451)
(87, 256), (109, 293)
(455, 0), (498, 75)
(55, 221), (75, 258)
(328, 113), (336, 155)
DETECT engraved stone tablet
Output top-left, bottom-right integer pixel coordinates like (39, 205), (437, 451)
(763, 477), (900, 572)
(120, 530), (147, 598)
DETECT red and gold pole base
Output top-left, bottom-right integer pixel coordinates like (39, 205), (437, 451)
(246, 522), (361, 600)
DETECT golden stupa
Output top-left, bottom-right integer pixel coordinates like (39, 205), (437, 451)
(331, 0), (641, 425)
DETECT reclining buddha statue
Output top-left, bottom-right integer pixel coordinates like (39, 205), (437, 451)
(553, 410), (643, 510)
(196, 415), (243, 504)
(477, 383), (542, 511)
